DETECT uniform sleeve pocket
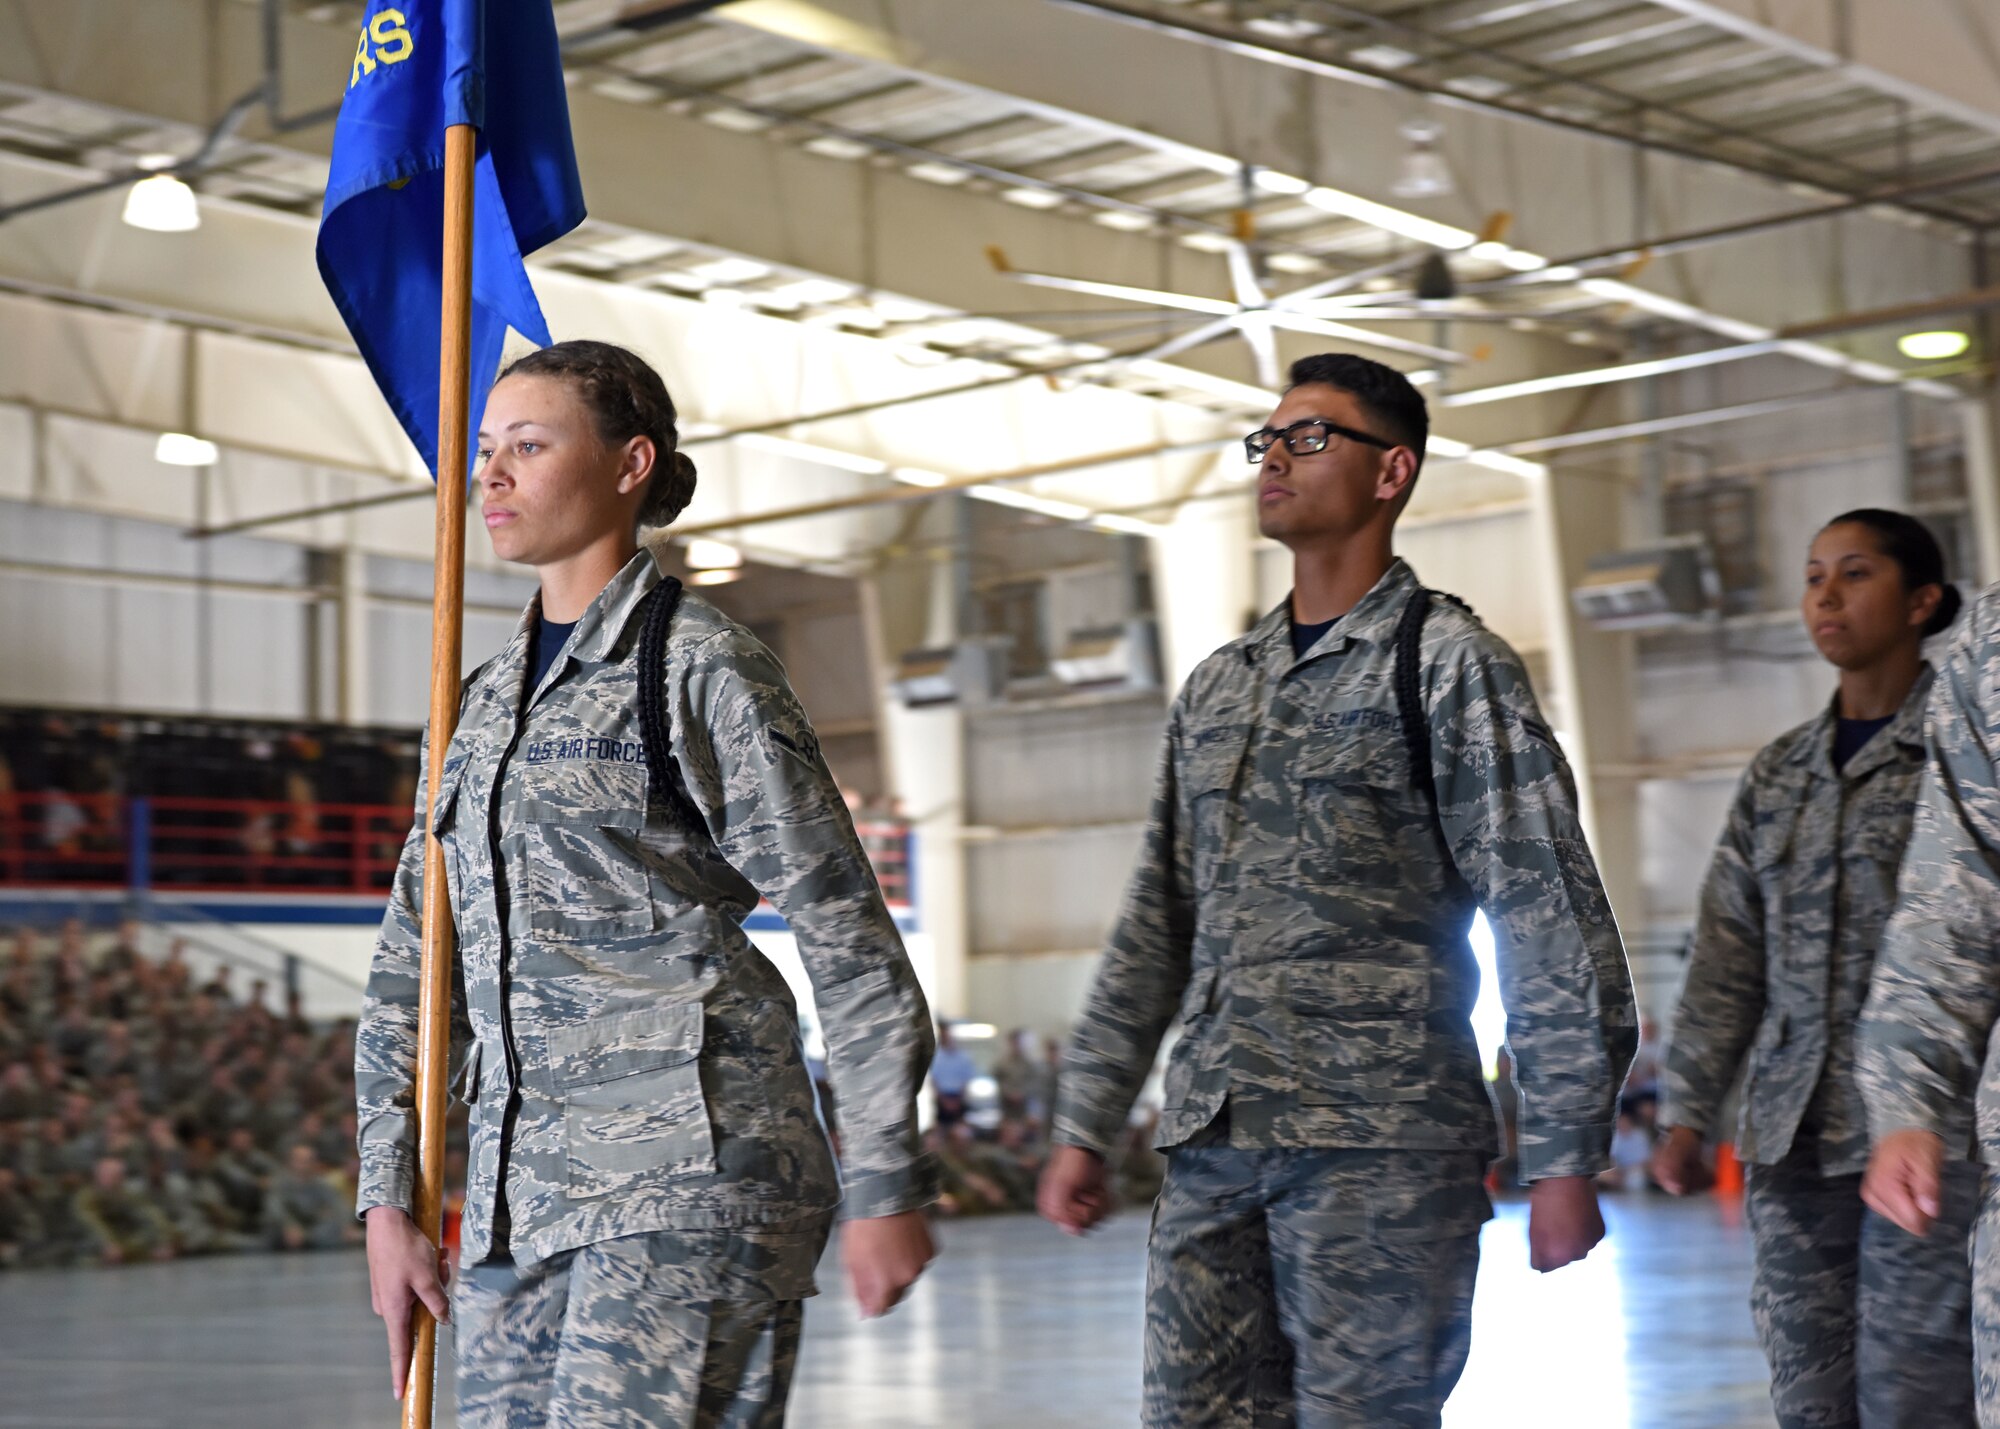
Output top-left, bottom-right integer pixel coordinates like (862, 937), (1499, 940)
(428, 761), (469, 838)
(551, 1004), (715, 1200)
(1285, 959), (1432, 1106)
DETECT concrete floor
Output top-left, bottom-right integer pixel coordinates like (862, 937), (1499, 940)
(0, 1194), (1778, 1428)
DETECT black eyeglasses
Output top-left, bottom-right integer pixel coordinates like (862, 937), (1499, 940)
(1243, 418), (1395, 463)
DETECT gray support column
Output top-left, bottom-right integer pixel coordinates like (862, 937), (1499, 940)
(1529, 464), (1646, 938)
(336, 546), (371, 725)
(865, 518), (971, 1021)
(1151, 484), (1257, 693)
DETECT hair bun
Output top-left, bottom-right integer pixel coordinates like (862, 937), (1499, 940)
(673, 450), (697, 484)
(1929, 581), (1965, 637)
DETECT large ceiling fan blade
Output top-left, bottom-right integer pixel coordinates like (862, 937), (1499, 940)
(1241, 316), (1282, 391)
(1122, 314), (1246, 368)
(1224, 240), (1267, 310)
(1272, 314), (1467, 365)
(1272, 211), (1513, 310)
(986, 244), (1238, 316)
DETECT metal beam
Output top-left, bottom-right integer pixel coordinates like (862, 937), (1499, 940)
(672, 436), (1238, 537)
(1048, 0), (1985, 228)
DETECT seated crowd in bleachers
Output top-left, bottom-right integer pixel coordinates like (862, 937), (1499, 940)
(0, 918), (362, 1268)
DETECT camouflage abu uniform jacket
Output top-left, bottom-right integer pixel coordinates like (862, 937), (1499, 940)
(1053, 560), (1637, 1180)
(1860, 590), (2000, 1163)
(356, 549), (937, 1269)
(1661, 668), (1934, 1175)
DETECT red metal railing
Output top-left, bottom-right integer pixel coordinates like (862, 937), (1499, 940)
(0, 791), (913, 906)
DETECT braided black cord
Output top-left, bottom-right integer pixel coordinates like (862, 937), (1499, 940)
(1394, 591), (1435, 808)
(635, 576), (685, 817)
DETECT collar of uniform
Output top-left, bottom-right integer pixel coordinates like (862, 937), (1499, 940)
(1791, 661), (1935, 780)
(1835, 662), (1935, 781)
(563, 546), (669, 667)
(1246, 557), (1419, 672)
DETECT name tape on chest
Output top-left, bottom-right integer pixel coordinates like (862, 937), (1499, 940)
(523, 737), (648, 767)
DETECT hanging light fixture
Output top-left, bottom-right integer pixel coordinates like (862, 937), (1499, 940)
(122, 155), (200, 233)
(1392, 120), (1453, 200)
(1898, 330), (1970, 361)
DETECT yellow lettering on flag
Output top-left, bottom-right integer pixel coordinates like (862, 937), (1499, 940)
(350, 29), (377, 88)
(370, 11), (414, 65)
(349, 8), (414, 90)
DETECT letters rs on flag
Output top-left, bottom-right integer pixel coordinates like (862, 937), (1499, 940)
(317, 0), (586, 480)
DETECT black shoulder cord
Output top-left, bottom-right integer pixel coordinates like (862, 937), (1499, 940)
(634, 575), (691, 822)
(1393, 587), (1473, 814)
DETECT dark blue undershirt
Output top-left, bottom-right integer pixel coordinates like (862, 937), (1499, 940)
(530, 614), (578, 692)
(1291, 616), (1338, 660)
(1832, 715), (1893, 772)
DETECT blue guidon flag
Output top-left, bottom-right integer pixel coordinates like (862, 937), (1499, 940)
(317, 0), (585, 479)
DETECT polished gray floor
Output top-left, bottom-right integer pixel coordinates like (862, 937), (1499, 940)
(0, 1194), (1780, 1427)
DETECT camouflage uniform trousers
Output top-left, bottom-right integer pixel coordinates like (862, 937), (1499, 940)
(1144, 1139), (1491, 1429)
(1744, 1149), (1979, 1429)
(452, 1222), (831, 1429)
(1964, 1175), (2000, 1427)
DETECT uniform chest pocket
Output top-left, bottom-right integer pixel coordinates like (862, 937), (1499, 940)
(1184, 732), (1246, 895)
(550, 1003), (715, 1202)
(1284, 957), (1431, 1106)
(517, 764), (659, 945)
(1296, 731), (1411, 885)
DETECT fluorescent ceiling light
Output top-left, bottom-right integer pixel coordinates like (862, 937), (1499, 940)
(905, 161), (971, 186)
(684, 256), (771, 285)
(123, 173), (199, 232)
(969, 486), (1091, 520)
(1093, 210), (1154, 231)
(1898, 330), (1970, 361)
(893, 467), (951, 488)
(683, 539), (743, 571)
(688, 568), (742, 587)
(735, 432), (890, 475)
(804, 136), (872, 161)
(1001, 187), (1066, 210)
(154, 432), (218, 466)
(1350, 43), (1419, 69)
(701, 107), (771, 134)
(762, 277), (856, 308)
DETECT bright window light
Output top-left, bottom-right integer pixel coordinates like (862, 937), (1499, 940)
(154, 432), (218, 466)
(1899, 330), (1970, 361)
(1467, 911), (1507, 1076)
(683, 538), (742, 571)
(123, 173), (200, 233)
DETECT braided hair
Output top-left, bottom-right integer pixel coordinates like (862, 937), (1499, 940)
(498, 341), (698, 529)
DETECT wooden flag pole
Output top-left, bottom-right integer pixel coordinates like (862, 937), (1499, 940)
(404, 119), (477, 1429)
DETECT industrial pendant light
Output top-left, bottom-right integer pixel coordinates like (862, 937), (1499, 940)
(122, 156), (200, 233)
(1392, 120), (1452, 200)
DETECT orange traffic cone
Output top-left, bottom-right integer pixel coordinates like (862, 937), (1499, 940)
(1713, 1141), (1744, 1197)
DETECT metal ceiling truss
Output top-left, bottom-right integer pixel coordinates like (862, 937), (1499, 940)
(1056, 0), (2000, 230)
